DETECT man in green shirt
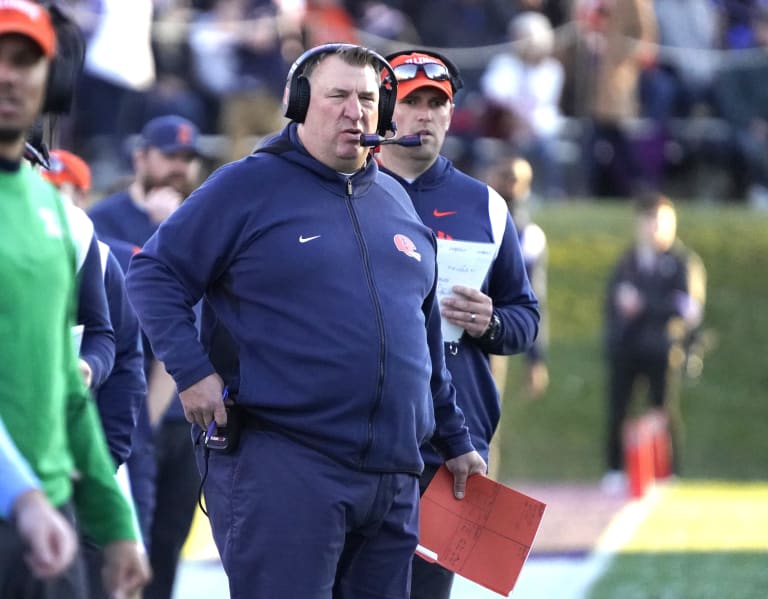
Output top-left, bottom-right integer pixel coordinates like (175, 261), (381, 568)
(0, 2), (150, 597)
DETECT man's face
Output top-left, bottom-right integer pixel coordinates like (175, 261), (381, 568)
(638, 205), (677, 252)
(298, 55), (379, 172)
(0, 34), (48, 145)
(135, 147), (200, 196)
(390, 88), (453, 163)
(56, 181), (89, 209)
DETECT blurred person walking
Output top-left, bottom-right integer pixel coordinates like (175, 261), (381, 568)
(88, 114), (204, 599)
(602, 192), (706, 493)
(377, 49), (540, 599)
(126, 43), (486, 599)
(0, 2), (150, 597)
(483, 154), (550, 407)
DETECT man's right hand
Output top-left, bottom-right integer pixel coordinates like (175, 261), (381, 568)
(143, 186), (183, 225)
(102, 540), (151, 599)
(13, 489), (78, 579)
(178, 373), (227, 430)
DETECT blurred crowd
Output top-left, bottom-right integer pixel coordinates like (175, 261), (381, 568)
(49, 0), (768, 205)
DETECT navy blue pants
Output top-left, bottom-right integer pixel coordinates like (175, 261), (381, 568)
(196, 427), (420, 599)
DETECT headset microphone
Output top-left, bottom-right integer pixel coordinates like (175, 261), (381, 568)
(359, 134), (422, 147)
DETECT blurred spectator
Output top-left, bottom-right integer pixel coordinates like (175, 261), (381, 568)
(188, 0), (290, 161)
(636, 0), (723, 195)
(42, 149), (92, 209)
(644, 0), (720, 119)
(602, 193), (706, 493)
(481, 11), (566, 198)
(73, 0), (156, 189)
(145, 4), (210, 133)
(564, 0), (658, 198)
(348, 1), (422, 44)
(483, 155), (550, 404)
(515, 0), (569, 27)
(303, 0), (359, 46)
(712, 5), (768, 207)
(713, 0), (763, 49)
(404, 0), (515, 91)
(482, 154), (549, 482)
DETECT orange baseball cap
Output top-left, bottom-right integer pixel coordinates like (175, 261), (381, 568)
(388, 52), (454, 102)
(0, 0), (56, 58)
(42, 149), (92, 192)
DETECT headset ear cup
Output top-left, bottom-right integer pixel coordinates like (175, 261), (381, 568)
(377, 87), (396, 136)
(285, 75), (311, 123)
(41, 4), (85, 115)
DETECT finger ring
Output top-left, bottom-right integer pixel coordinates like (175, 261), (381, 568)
(470, 313), (476, 323)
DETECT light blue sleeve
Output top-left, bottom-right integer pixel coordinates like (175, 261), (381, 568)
(0, 417), (40, 519)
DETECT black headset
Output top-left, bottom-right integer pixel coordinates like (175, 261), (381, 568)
(283, 43), (398, 137)
(36, 1), (85, 115)
(384, 49), (465, 96)
(22, 2), (85, 167)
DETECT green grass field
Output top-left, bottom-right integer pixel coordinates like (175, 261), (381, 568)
(496, 201), (768, 483)
(587, 481), (768, 598)
(493, 202), (768, 598)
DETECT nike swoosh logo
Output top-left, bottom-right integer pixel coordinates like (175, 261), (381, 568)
(433, 209), (457, 218)
(299, 235), (321, 243)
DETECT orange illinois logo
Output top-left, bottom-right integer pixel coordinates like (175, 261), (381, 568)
(177, 123), (192, 145)
(394, 234), (421, 262)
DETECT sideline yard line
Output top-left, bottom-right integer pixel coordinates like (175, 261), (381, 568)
(623, 480), (768, 552)
(564, 485), (664, 599)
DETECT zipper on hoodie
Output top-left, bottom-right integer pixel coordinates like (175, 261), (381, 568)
(344, 177), (386, 468)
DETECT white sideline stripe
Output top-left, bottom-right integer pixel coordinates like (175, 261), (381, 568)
(566, 486), (665, 599)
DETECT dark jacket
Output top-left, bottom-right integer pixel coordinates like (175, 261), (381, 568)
(95, 241), (146, 467)
(77, 234), (115, 389)
(604, 242), (692, 357)
(382, 155), (540, 464)
(89, 193), (188, 422)
(126, 124), (474, 474)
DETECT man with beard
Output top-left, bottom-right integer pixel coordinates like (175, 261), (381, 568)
(0, 1), (149, 597)
(88, 115), (202, 245)
(376, 50), (540, 599)
(88, 114), (203, 599)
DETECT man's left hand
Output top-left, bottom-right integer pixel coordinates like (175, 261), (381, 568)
(444, 451), (487, 499)
(440, 286), (493, 337)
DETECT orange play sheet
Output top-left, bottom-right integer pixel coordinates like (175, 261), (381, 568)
(417, 466), (546, 596)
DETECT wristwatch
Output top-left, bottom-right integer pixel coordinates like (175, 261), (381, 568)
(481, 312), (502, 343)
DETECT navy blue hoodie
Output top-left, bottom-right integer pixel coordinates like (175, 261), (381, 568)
(126, 124), (474, 474)
(381, 155), (540, 465)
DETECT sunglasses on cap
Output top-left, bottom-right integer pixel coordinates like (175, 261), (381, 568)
(392, 62), (451, 83)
